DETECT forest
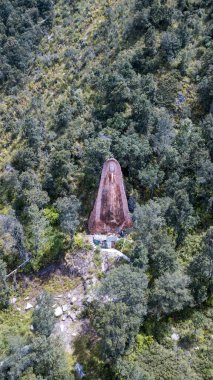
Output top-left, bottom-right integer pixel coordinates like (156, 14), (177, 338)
(0, 0), (212, 379)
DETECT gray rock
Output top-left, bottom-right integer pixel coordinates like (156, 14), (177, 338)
(55, 306), (63, 317)
(10, 297), (17, 304)
(25, 303), (33, 311)
(171, 333), (180, 341)
(75, 363), (85, 378)
(68, 311), (77, 321)
(62, 304), (69, 312)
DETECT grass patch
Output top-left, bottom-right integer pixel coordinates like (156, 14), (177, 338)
(0, 307), (32, 356)
(43, 274), (81, 294)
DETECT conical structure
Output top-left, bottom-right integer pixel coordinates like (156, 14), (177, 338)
(88, 158), (132, 234)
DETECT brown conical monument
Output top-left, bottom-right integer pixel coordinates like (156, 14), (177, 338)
(88, 158), (132, 234)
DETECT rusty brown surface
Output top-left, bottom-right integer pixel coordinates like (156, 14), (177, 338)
(88, 158), (133, 234)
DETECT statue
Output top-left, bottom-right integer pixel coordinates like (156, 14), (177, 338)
(88, 158), (132, 234)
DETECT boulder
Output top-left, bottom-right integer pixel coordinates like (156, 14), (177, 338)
(62, 304), (69, 312)
(55, 306), (63, 317)
(68, 311), (77, 321)
(25, 303), (33, 311)
(10, 297), (17, 305)
(171, 333), (180, 341)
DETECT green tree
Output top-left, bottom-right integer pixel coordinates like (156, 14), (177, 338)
(27, 205), (63, 270)
(160, 32), (181, 63)
(94, 302), (140, 359)
(100, 265), (148, 316)
(55, 195), (80, 236)
(112, 133), (151, 183)
(201, 114), (213, 159)
(147, 230), (178, 277)
(15, 170), (49, 211)
(0, 214), (25, 269)
(134, 199), (168, 246)
(166, 190), (198, 245)
(0, 259), (9, 309)
(130, 241), (149, 270)
(149, 270), (193, 319)
(12, 147), (39, 172)
(116, 357), (154, 380)
(32, 291), (55, 337)
(189, 227), (213, 305)
(132, 94), (153, 134)
(138, 162), (164, 195)
(150, 3), (173, 30)
(22, 117), (45, 151)
(32, 336), (69, 380)
(93, 265), (148, 359)
(0, 335), (69, 379)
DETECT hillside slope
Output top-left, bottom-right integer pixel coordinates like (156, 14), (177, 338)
(0, 0), (213, 379)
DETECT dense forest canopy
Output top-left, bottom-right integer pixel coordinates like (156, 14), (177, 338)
(0, 0), (212, 379)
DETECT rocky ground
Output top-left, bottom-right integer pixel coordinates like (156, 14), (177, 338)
(10, 245), (128, 353)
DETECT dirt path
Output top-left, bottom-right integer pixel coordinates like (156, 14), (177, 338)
(53, 282), (89, 353)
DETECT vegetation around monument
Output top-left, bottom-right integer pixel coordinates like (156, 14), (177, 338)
(0, 0), (212, 379)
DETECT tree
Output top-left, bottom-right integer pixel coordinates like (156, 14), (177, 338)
(32, 291), (55, 337)
(94, 302), (140, 359)
(147, 230), (178, 277)
(0, 0), (13, 23)
(0, 214), (26, 269)
(83, 137), (111, 179)
(130, 241), (149, 270)
(54, 101), (73, 131)
(116, 357), (154, 380)
(112, 133), (151, 176)
(0, 259), (9, 309)
(140, 74), (157, 102)
(144, 26), (157, 57)
(132, 94), (153, 134)
(150, 4), (173, 30)
(17, 170), (49, 210)
(166, 189), (198, 245)
(134, 199), (169, 246)
(149, 270), (193, 319)
(55, 195), (80, 236)
(160, 32), (181, 63)
(32, 336), (69, 380)
(26, 205), (63, 271)
(0, 335), (70, 380)
(151, 109), (176, 156)
(93, 265), (148, 359)
(201, 114), (213, 160)
(189, 227), (213, 305)
(43, 149), (73, 197)
(3, 37), (27, 69)
(138, 162), (164, 195)
(37, 0), (53, 16)
(100, 265), (148, 316)
(12, 147), (39, 172)
(22, 118), (46, 151)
